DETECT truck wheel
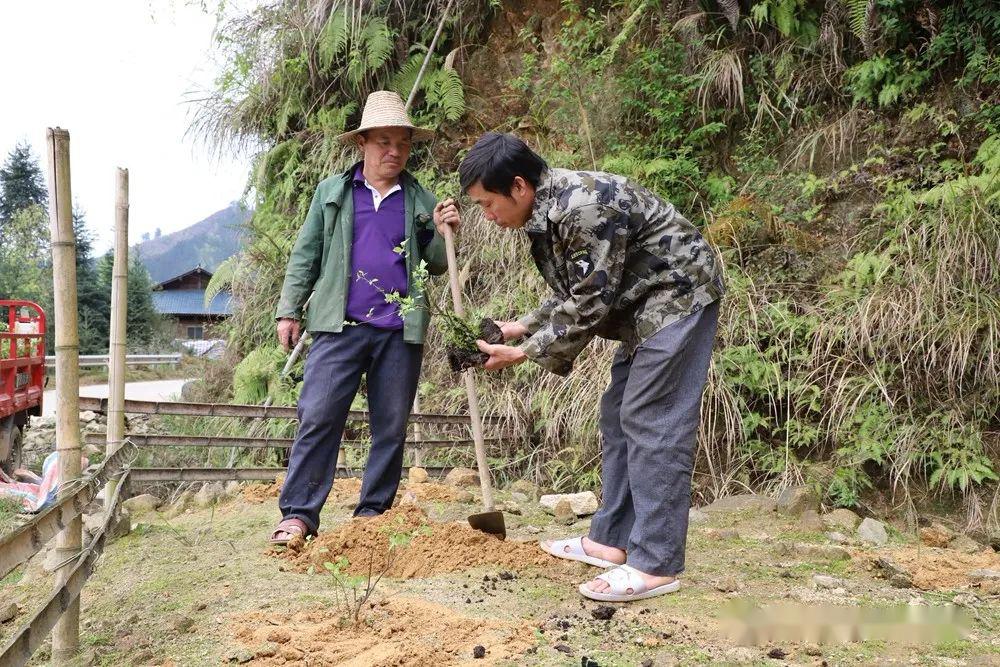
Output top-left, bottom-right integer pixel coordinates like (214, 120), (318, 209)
(1, 424), (22, 475)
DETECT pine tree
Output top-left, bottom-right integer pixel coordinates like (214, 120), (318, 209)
(98, 251), (163, 350)
(0, 141), (48, 223)
(74, 209), (110, 354)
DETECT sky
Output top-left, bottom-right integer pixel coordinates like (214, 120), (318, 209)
(0, 1), (253, 255)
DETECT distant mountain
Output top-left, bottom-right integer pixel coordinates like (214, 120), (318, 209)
(134, 202), (250, 284)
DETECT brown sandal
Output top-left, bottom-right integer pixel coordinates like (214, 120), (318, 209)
(269, 518), (310, 546)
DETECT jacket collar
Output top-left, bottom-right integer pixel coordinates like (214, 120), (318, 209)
(525, 169), (556, 235)
(325, 161), (416, 203)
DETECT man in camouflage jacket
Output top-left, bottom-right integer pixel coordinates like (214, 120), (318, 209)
(445, 132), (724, 602)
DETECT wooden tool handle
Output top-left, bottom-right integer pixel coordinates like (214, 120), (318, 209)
(439, 221), (495, 512)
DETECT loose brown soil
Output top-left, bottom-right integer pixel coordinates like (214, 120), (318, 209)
(870, 545), (1000, 591)
(231, 596), (535, 665)
(278, 505), (555, 578)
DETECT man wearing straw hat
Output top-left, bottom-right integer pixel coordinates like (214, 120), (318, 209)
(269, 91), (459, 545)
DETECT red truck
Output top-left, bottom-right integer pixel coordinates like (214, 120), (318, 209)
(0, 300), (45, 473)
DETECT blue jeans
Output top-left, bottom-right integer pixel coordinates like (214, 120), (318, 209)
(278, 325), (423, 533)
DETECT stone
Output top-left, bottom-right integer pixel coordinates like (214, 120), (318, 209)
(875, 557), (914, 588)
(688, 508), (709, 524)
(79, 410), (98, 423)
(169, 615), (195, 633)
(714, 576), (739, 592)
(822, 508), (861, 532)
(812, 574), (848, 590)
(948, 535), (984, 554)
(919, 522), (955, 548)
(799, 510), (825, 532)
(444, 467), (480, 487)
(164, 489), (195, 519)
(123, 494), (161, 516)
(857, 517), (888, 546)
(509, 479), (541, 499)
(539, 491), (599, 517)
(702, 494), (777, 514)
(472, 645), (486, 659)
(511, 492), (530, 504)
(0, 603), (17, 624)
(776, 485), (819, 516)
(502, 502), (523, 515)
(408, 467), (429, 484)
(454, 489), (474, 503)
(399, 491), (418, 506)
(523, 525), (542, 534)
(825, 531), (850, 544)
(968, 569), (1000, 581)
(194, 482), (225, 508)
(226, 649), (254, 664)
(553, 500), (576, 525)
(83, 509), (131, 540)
(224, 481), (242, 498)
(83, 444), (102, 458)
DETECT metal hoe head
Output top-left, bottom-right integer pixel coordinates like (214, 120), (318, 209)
(467, 509), (506, 540)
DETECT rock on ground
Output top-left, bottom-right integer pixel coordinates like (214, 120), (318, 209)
(857, 517), (888, 546)
(920, 522), (955, 548)
(702, 494), (777, 514)
(444, 467), (480, 487)
(776, 485), (819, 516)
(408, 467), (429, 484)
(949, 535), (984, 554)
(553, 500), (576, 525)
(822, 508), (861, 532)
(508, 479), (541, 499)
(122, 494), (161, 516)
(539, 491), (599, 517)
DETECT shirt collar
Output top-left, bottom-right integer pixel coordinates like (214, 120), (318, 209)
(352, 163), (402, 192)
(525, 169), (555, 235)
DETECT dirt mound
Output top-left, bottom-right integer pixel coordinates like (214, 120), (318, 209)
(231, 596), (534, 665)
(401, 481), (462, 502)
(873, 546), (1000, 591)
(278, 506), (553, 578)
(245, 476), (368, 504)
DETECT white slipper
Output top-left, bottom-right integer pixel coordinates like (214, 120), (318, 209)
(579, 564), (681, 602)
(540, 536), (619, 568)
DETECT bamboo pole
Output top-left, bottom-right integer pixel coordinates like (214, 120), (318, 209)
(46, 127), (81, 664)
(105, 168), (128, 507)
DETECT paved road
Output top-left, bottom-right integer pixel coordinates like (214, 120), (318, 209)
(42, 379), (193, 417)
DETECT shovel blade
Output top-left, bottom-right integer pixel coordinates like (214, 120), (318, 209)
(468, 510), (506, 540)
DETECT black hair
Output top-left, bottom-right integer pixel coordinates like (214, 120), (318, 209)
(458, 132), (548, 196)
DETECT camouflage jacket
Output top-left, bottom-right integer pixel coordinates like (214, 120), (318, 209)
(517, 168), (725, 375)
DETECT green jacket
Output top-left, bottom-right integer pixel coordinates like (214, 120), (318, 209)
(275, 165), (447, 344)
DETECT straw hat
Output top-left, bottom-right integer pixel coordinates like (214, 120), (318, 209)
(337, 91), (435, 144)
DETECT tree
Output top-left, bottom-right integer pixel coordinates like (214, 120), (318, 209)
(97, 252), (164, 351)
(0, 141), (47, 224)
(74, 209), (110, 354)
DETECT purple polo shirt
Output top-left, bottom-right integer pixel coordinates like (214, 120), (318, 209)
(345, 165), (408, 329)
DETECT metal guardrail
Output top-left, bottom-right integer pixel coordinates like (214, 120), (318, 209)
(77, 396), (504, 426)
(82, 433), (497, 450)
(45, 354), (181, 368)
(0, 442), (138, 580)
(128, 465), (453, 483)
(0, 468), (131, 667)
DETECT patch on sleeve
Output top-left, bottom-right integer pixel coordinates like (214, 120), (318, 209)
(569, 249), (594, 280)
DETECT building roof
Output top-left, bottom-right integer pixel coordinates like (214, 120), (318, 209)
(156, 266), (213, 290)
(152, 289), (232, 316)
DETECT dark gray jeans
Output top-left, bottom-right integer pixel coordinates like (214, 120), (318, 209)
(278, 325), (423, 533)
(588, 300), (720, 576)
